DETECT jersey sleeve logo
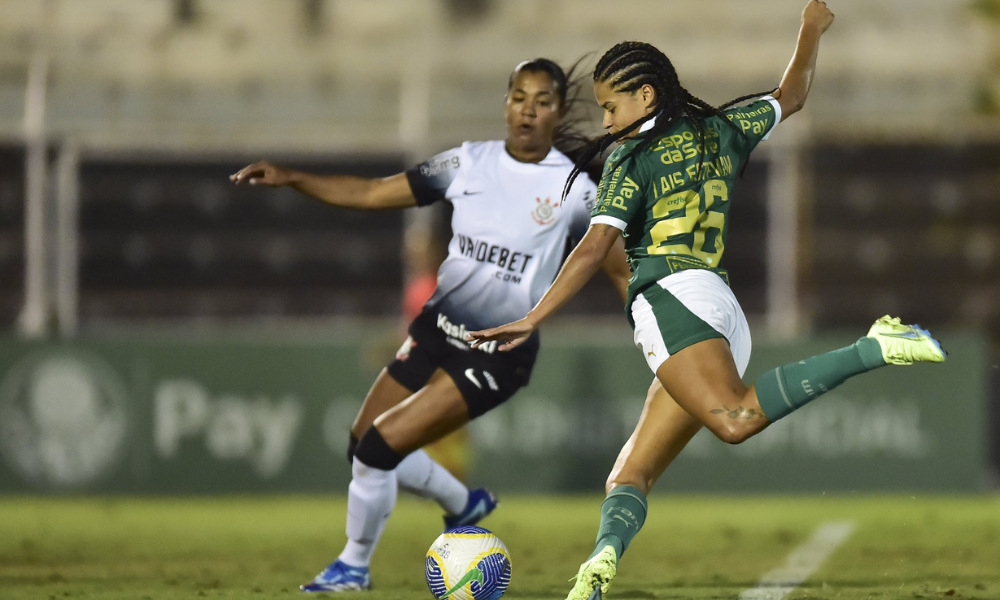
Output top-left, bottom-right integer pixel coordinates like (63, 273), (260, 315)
(531, 196), (559, 225)
(612, 177), (640, 210)
(419, 154), (460, 177)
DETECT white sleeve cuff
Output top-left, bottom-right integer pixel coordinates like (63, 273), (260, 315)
(760, 95), (782, 141)
(590, 215), (628, 231)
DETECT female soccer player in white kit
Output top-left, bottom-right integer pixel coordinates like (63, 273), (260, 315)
(231, 58), (630, 592)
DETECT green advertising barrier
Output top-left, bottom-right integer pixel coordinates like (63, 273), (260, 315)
(0, 327), (987, 493)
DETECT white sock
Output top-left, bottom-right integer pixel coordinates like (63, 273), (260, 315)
(396, 449), (469, 516)
(339, 458), (398, 568)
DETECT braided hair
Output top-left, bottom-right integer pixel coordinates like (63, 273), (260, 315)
(508, 57), (600, 180)
(562, 41), (775, 202)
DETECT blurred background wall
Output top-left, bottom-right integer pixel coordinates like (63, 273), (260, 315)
(0, 0), (997, 492)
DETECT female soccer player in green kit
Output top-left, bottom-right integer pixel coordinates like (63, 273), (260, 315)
(469, 2), (947, 598)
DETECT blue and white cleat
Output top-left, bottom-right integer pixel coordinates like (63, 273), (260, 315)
(300, 560), (371, 593)
(443, 488), (498, 531)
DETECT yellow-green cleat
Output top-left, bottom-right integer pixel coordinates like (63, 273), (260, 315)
(566, 545), (617, 600)
(866, 315), (947, 366)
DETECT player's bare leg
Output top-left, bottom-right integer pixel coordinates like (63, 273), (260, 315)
(369, 368), (485, 526)
(654, 338), (768, 445)
(350, 369), (413, 440)
(657, 315), (946, 446)
(372, 368), (470, 454)
(568, 381), (702, 600)
(606, 379), (703, 495)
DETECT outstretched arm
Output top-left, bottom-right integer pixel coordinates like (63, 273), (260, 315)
(469, 224), (622, 351)
(773, 0), (835, 121)
(230, 161), (417, 210)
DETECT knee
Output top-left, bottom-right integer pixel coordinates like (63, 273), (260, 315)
(711, 421), (755, 445)
(353, 426), (405, 471)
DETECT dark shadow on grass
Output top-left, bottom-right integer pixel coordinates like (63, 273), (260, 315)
(502, 588), (577, 599)
(611, 589), (657, 599)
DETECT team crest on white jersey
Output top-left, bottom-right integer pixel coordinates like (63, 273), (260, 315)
(531, 197), (559, 225)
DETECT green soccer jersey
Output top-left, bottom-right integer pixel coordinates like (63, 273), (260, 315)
(591, 96), (781, 315)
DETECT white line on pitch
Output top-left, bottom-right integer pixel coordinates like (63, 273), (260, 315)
(739, 521), (855, 600)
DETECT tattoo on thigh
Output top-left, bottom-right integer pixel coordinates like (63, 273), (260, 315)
(710, 406), (765, 420)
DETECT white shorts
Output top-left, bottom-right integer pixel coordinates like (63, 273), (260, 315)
(630, 269), (752, 377)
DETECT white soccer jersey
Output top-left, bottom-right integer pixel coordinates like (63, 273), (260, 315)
(405, 140), (596, 358)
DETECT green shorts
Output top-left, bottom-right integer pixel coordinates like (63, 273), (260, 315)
(629, 270), (751, 376)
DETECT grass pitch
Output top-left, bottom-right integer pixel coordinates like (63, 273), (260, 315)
(2, 495), (998, 600)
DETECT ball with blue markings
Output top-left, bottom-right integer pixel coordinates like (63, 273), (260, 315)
(425, 526), (512, 600)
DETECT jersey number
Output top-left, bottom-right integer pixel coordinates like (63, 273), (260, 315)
(645, 179), (729, 266)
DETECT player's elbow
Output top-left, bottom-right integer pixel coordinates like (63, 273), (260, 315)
(361, 175), (415, 210)
(778, 91), (807, 119)
(576, 241), (611, 272)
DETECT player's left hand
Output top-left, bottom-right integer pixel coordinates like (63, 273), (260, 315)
(802, 0), (834, 34)
(467, 319), (536, 352)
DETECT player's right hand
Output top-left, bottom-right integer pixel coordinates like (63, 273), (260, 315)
(230, 161), (292, 187)
(467, 318), (536, 353)
(802, 0), (834, 34)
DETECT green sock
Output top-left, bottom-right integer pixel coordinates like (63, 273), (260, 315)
(755, 337), (886, 422)
(589, 485), (648, 560)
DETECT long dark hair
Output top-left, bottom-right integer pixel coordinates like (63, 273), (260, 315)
(508, 57), (602, 181)
(562, 41), (775, 202)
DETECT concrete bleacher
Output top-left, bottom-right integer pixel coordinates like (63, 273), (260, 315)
(0, 0), (991, 151)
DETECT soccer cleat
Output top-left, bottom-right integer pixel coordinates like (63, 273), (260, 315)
(866, 315), (947, 366)
(443, 488), (499, 531)
(566, 545), (617, 600)
(300, 560), (371, 593)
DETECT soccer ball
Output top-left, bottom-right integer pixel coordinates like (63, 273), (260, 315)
(425, 526), (512, 600)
